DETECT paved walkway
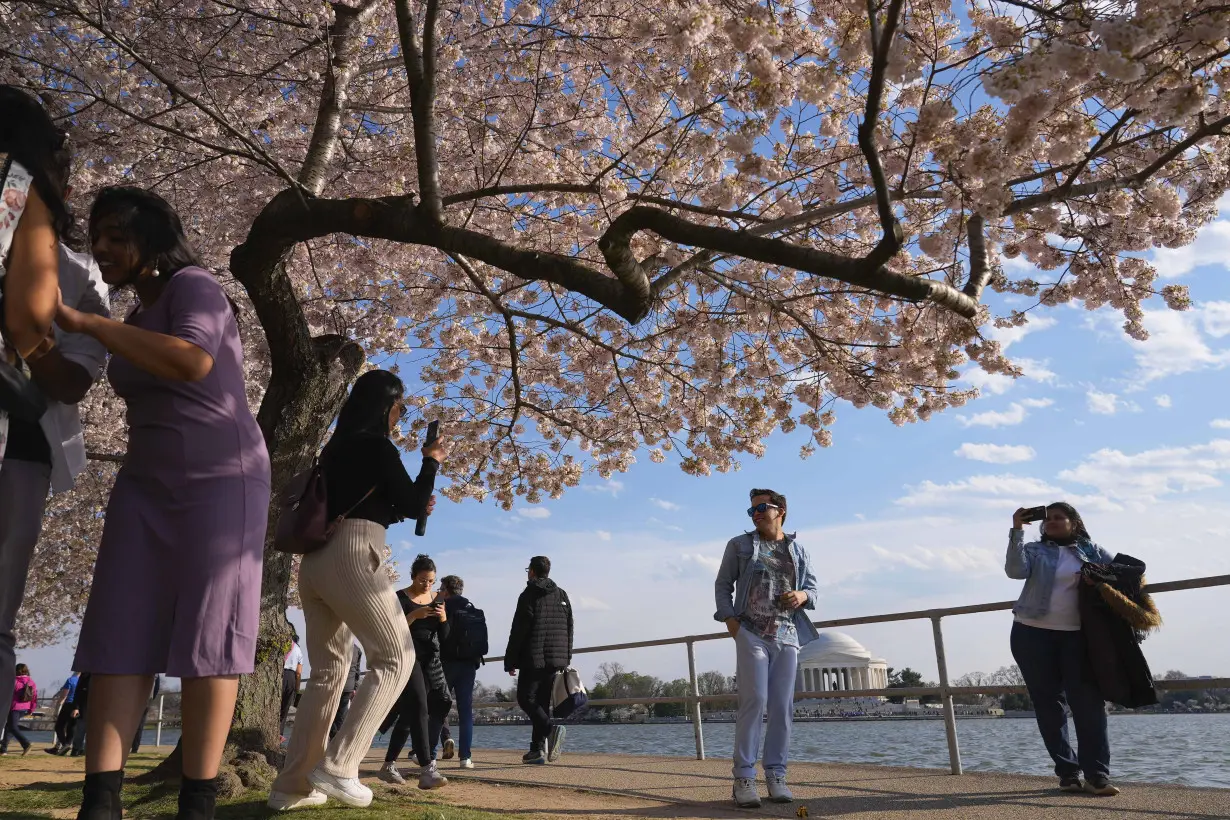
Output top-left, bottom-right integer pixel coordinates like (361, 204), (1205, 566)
(361, 748), (1230, 819)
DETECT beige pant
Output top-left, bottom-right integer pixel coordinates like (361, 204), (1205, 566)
(272, 519), (414, 795)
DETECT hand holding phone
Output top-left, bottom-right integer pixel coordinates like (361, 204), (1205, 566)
(1013, 506), (1046, 528)
(415, 421), (440, 537)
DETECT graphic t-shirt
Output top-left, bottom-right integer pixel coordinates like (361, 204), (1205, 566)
(740, 538), (798, 647)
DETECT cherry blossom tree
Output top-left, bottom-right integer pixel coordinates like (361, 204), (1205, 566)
(4, 0), (1228, 771)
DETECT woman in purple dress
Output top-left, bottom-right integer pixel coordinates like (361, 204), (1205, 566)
(55, 187), (270, 820)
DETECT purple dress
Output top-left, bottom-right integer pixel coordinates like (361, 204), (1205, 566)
(74, 267), (270, 677)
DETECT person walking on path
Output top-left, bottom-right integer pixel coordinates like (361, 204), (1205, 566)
(328, 644), (362, 741)
(129, 675), (160, 754)
(55, 187), (271, 820)
(1007, 502), (1119, 797)
(280, 635), (304, 739)
(377, 555), (450, 790)
(66, 672), (90, 757)
(435, 574), (485, 768)
(0, 87), (110, 721)
(1, 662), (37, 755)
(268, 370), (444, 812)
(714, 488), (820, 809)
(505, 556), (573, 765)
(48, 671), (81, 754)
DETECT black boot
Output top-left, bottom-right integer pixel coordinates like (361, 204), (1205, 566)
(176, 776), (218, 820)
(77, 770), (123, 820)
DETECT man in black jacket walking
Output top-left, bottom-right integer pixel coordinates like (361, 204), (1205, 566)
(505, 556), (573, 764)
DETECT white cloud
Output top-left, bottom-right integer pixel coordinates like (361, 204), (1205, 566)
(650, 498), (681, 511)
(962, 358), (1057, 396)
(1122, 303), (1230, 384)
(987, 315), (1057, 350)
(1086, 389), (1119, 415)
(582, 479), (625, 497)
(897, 473), (1062, 507)
(573, 595), (612, 611)
(871, 544), (1000, 574)
(957, 398), (1052, 428)
(1155, 395), (1172, 408)
(1151, 217), (1230, 279)
(515, 507), (551, 520)
(595, 530), (612, 541)
(955, 443), (1036, 464)
(1212, 419), (1230, 430)
(1059, 439), (1230, 503)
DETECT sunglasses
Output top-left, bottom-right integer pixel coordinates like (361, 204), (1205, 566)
(747, 503), (782, 517)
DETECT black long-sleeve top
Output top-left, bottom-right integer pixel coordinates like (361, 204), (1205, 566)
(321, 432), (438, 528)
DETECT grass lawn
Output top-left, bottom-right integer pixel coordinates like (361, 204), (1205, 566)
(0, 752), (512, 820)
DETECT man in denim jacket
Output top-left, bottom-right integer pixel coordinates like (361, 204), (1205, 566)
(714, 488), (819, 808)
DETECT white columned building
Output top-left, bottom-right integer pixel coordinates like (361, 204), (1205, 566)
(794, 632), (889, 696)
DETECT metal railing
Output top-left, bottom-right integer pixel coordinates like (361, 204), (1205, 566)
(472, 573), (1230, 774)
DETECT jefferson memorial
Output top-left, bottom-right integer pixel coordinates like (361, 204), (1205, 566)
(796, 631), (889, 693)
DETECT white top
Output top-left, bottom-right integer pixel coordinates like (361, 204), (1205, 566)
(0, 156), (33, 274)
(284, 643), (303, 670)
(1015, 545), (1083, 631)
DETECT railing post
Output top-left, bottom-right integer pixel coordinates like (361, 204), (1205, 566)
(931, 616), (962, 775)
(156, 694), (164, 747)
(686, 640), (705, 760)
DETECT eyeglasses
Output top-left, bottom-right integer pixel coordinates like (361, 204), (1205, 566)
(747, 503), (782, 517)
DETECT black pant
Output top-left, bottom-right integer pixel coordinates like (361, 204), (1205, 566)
(1010, 622), (1110, 779)
(329, 691), (353, 740)
(517, 668), (559, 750)
(385, 661), (432, 767)
(279, 668), (298, 733)
(1, 709), (30, 752)
(131, 705), (150, 753)
(55, 701), (77, 747)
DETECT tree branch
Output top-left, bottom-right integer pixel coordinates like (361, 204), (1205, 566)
(963, 214), (989, 300)
(393, 0), (443, 222)
(442, 183), (599, 206)
(859, 0), (907, 266)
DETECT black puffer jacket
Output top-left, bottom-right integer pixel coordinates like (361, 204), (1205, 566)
(505, 578), (573, 672)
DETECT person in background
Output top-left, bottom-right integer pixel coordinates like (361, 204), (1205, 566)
(2, 662), (37, 755)
(48, 671), (81, 754)
(66, 671), (90, 757)
(1007, 503), (1119, 797)
(714, 488), (819, 809)
(130, 674), (160, 754)
(436, 574), (484, 769)
(378, 554), (450, 790)
(268, 369), (444, 812)
(56, 187), (272, 820)
(505, 556), (572, 766)
(0, 87), (109, 724)
(328, 644), (362, 741)
(280, 634), (304, 740)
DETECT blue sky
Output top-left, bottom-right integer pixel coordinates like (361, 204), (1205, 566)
(20, 205), (1230, 696)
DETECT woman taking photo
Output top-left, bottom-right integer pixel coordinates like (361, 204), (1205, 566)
(1007, 502), (1118, 797)
(55, 187), (270, 820)
(269, 369), (445, 811)
(378, 553), (450, 790)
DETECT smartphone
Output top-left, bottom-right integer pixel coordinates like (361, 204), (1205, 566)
(1021, 506), (1046, 523)
(423, 420), (440, 448)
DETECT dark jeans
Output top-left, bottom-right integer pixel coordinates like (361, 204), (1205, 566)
(517, 668), (558, 750)
(2, 709), (31, 752)
(55, 701), (77, 747)
(1010, 622), (1110, 779)
(131, 705), (150, 753)
(70, 707), (87, 753)
(436, 661), (476, 759)
(329, 691), (353, 740)
(279, 668), (297, 733)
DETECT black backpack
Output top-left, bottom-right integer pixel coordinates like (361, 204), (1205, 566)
(17, 680), (34, 703)
(449, 601), (489, 662)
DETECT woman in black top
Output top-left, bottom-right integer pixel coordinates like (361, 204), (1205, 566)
(269, 370), (446, 812)
(377, 554), (451, 789)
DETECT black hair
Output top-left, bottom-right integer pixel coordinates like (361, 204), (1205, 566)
(411, 553), (436, 578)
(89, 186), (203, 281)
(1043, 501), (1091, 542)
(529, 555), (551, 578)
(331, 370), (405, 441)
(440, 575), (463, 595)
(0, 85), (74, 241)
(15, 662), (29, 676)
(749, 487), (787, 524)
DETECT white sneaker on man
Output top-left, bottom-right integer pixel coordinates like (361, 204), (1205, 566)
(308, 767), (373, 808)
(377, 762), (405, 785)
(418, 761), (449, 789)
(732, 777), (761, 808)
(766, 773), (794, 803)
(458, 758), (474, 769)
(267, 789), (328, 811)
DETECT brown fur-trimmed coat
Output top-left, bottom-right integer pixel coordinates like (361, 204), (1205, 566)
(1079, 554), (1162, 708)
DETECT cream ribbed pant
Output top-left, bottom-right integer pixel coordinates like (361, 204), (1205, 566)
(272, 519), (414, 796)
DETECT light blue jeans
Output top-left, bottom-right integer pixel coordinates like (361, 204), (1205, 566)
(733, 627), (798, 779)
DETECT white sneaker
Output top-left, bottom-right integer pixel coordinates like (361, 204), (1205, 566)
(377, 762), (405, 785)
(267, 789), (328, 811)
(458, 758), (474, 769)
(732, 777), (761, 808)
(307, 768), (373, 808)
(418, 761), (449, 790)
(766, 773), (794, 803)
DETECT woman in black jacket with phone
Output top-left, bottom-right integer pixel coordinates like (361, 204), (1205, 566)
(269, 370), (446, 812)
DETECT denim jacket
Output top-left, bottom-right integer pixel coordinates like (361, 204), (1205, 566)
(714, 532), (820, 646)
(1005, 528), (1114, 619)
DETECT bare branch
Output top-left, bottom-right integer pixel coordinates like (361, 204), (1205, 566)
(442, 183), (599, 206)
(963, 214), (989, 300)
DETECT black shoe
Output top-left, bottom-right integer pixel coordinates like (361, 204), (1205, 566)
(70, 748), (84, 757)
(547, 726), (566, 763)
(522, 747), (546, 765)
(521, 748), (538, 763)
(1084, 775), (1120, 796)
(1059, 775), (1083, 792)
(77, 770), (123, 820)
(176, 776), (218, 820)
